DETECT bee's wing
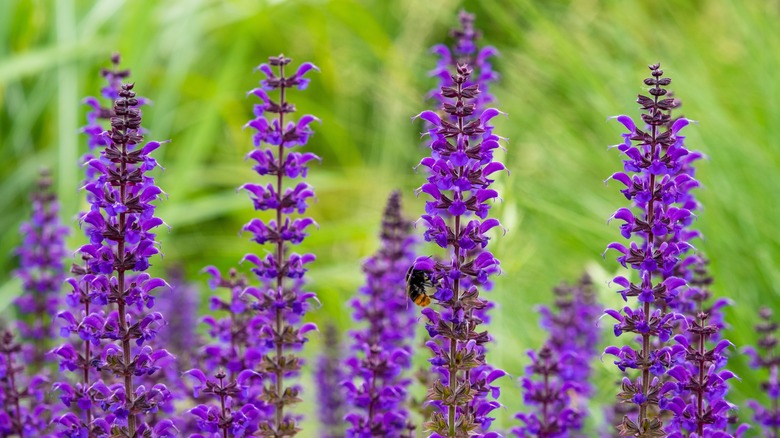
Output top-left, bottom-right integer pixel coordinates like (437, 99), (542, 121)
(404, 265), (414, 310)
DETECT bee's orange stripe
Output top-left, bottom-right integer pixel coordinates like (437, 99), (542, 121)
(414, 295), (431, 307)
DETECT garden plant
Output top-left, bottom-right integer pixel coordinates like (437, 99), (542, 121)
(1, 1), (778, 437)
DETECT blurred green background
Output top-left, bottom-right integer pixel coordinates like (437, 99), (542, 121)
(2, 0), (779, 435)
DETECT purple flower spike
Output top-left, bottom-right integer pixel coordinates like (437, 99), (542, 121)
(184, 368), (261, 437)
(54, 55), (149, 436)
(661, 255), (740, 436)
(53, 56), (171, 436)
(512, 275), (602, 437)
(344, 191), (417, 437)
(425, 16), (504, 437)
(415, 60), (506, 435)
(156, 267), (200, 369)
(0, 330), (54, 436)
(193, 266), (267, 435)
(314, 325), (347, 438)
(603, 64), (696, 436)
(81, 54), (148, 185)
(609, 71), (739, 437)
(14, 169), (69, 371)
(241, 54), (320, 436)
(744, 308), (780, 437)
(430, 10), (498, 113)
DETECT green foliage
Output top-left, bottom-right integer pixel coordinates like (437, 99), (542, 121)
(1, 0), (778, 434)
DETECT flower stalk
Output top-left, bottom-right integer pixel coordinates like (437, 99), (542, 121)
(53, 54), (144, 437)
(14, 169), (69, 372)
(414, 62), (506, 437)
(241, 54), (319, 437)
(187, 266), (266, 435)
(604, 63), (694, 437)
(55, 78), (174, 436)
(314, 325), (347, 438)
(513, 275), (602, 437)
(0, 330), (53, 436)
(343, 191), (417, 436)
(745, 308), (780, 437)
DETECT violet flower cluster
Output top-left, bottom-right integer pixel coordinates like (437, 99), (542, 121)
(1, 328), (53, 436)
(183, 368), (261, 437)
(744, 307), (780, 436)
(14, 169), (69, 370)
(631, 87), (738, 436)
(605, 65), (740, 437)
(423, 16), (504, 437)
(184, 267), (266, 436)
(53, 81), (175, 437)
(52, 55), (151, 437)
(430, 10), (498, 115)
(513, 275), (602, 437)
(314, 324), (346, 438)
(662, 258), (740, 437)
(342, 191), (417, 437)
(429, 9), (499, 327)
(155, 267), (200, 370)
(414, 63), (506, 437)
(199, 268), (264, 377)
(3, 170), (67, 437)
(240, 54), (319, 437)
(604, 63), (694, 437)
(149, 267), (202, 432)
(663, 313), (737, 437)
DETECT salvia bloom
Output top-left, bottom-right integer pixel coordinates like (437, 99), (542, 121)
(663, 313), (737, 437)
(146, 267), (203, 432)
(187, 266), (267, 436)
(413, 63), (506, 437)
(513, 275), (602, 437)
(430, 10), (498, 113)
(200, 267), (266, 377)
(155, 267), (200, 370)
(183, 368), (261, 438)
(241, 54), (319, 437)
(53, 55), (146, 437)
(637, 93), (739, 436)
(54, 80), (175, 437)
(14, 169), (69, 370)
(0, 330), (53, 436)
(429, 7), (499, 338)
(314, 324), (347, 438)
(423, 17), (502, 437)
(662, 257), (740, 437)
(343, 191), (417, 437)
(603, 63), (695, 437)
(82, 54), (148, 182)
(744, 307), (780, 437)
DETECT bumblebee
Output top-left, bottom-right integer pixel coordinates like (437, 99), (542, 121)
(405, 266), (434, 307)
